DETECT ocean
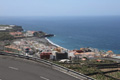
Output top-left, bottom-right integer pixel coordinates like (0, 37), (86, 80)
(0, 16), (120, 54)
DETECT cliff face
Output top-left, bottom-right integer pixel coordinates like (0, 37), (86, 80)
(33, 31), (46, 37)
(11, 26), (23, 32)
(33, 31), (54, 38)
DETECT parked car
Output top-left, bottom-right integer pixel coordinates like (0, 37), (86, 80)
(59, 59), (71, 63)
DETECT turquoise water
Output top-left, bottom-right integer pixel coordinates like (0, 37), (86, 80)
(0, 16), (120, 53)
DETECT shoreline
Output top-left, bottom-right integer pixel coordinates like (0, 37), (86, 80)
(45, 37), (68, 50)
(0, 24), (119, 55)
(45, 37), (120, 56)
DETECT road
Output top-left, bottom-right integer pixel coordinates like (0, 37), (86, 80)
(0, 55), (79, 80)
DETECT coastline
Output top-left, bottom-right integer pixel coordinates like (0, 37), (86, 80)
(0, 24), (119, 55)
(45, 37), (120, 56)
(45, 37), (68, 50)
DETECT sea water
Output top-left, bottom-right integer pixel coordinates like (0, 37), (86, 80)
(0, 16), (120, 54)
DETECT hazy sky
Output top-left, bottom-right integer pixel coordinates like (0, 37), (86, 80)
(0, 0), (120, 16)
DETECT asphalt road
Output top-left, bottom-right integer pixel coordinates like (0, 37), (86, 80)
(0, 55), (79, 80)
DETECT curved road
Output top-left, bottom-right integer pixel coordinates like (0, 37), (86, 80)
(0, 55), (79, 80)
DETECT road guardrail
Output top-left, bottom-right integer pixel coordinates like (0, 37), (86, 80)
(0, 52), (95, 80)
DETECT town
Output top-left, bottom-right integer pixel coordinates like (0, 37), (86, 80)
(0, 25), (120, 80)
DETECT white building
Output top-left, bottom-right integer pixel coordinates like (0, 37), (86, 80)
(0, 25), (13, 31)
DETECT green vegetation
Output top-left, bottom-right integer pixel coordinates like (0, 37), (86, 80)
(53, 60), (120, 80)
(106, 71), (120, 79)
(92, 74), (114, 80)
(0, 32), (14, 41)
